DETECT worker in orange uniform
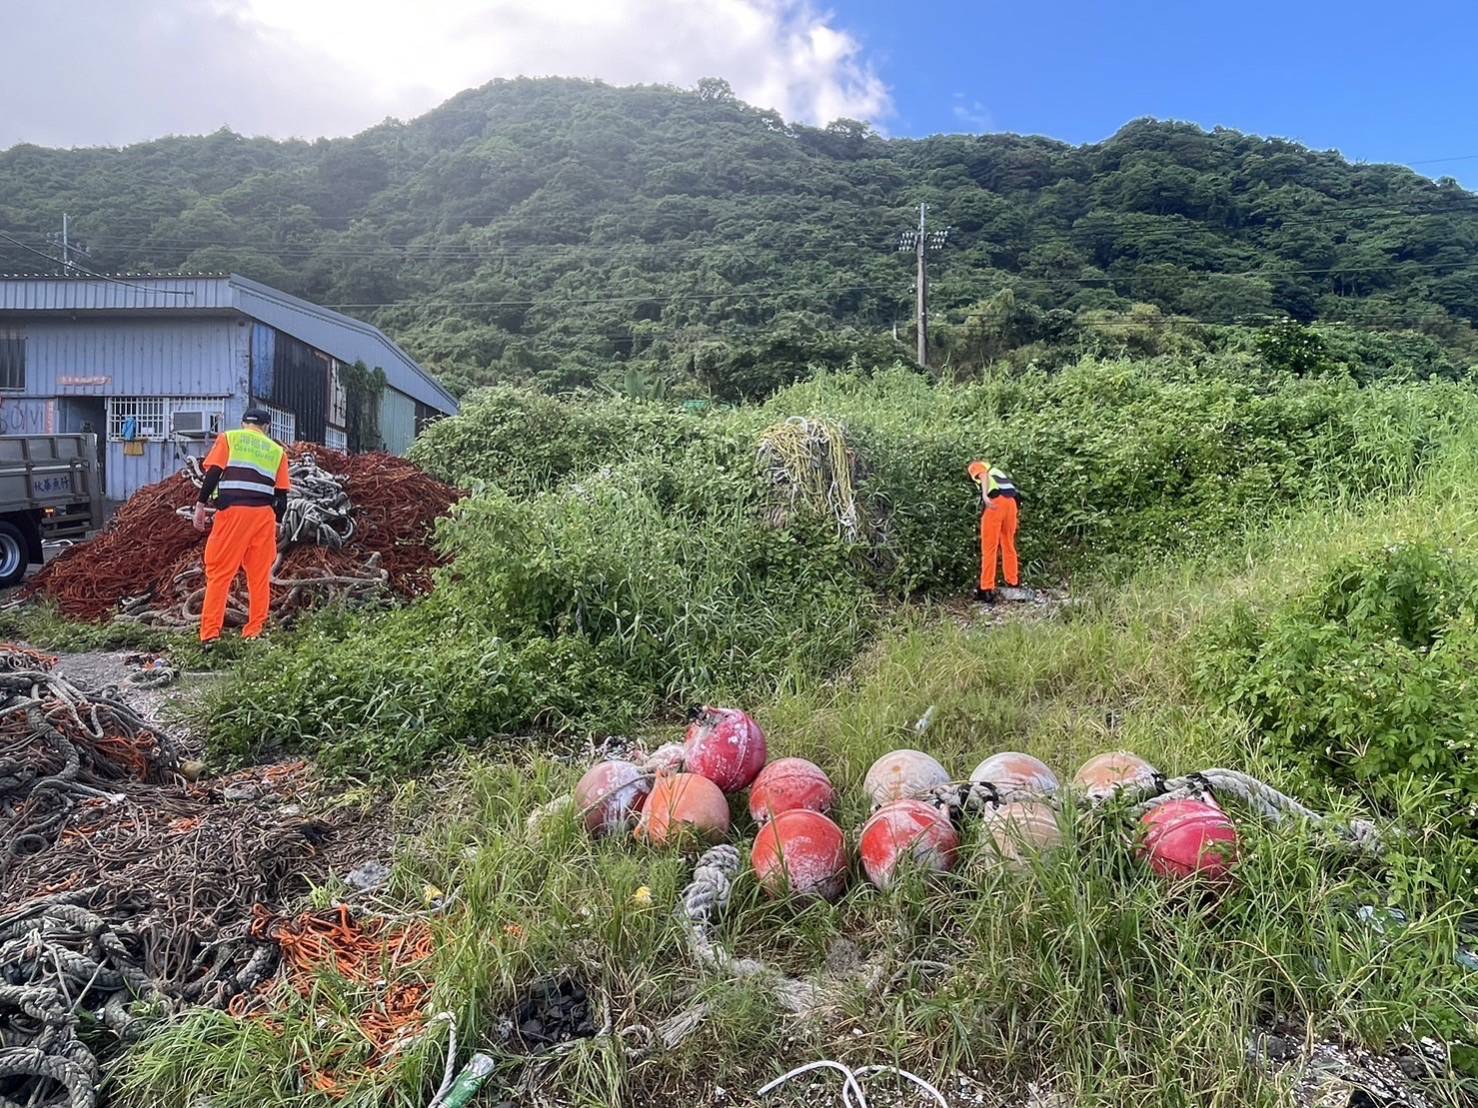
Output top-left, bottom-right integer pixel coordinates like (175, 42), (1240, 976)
(192, 409), (290, 647)
(967, 460), (1020, 603)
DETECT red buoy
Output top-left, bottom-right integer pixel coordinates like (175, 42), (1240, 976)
(1139, 798), (1238, 880)
(634, 772), (730, 847)
(863, 749), (951, 808)
(980, 799), (1062, 867)
(859, 799), (960, 889)
(970, 752), (1060, 798)
(748, 757), (836, 824)
(573, 759), (651, 837)
(750, 809), (849, 901)
(1072, 751), (1158, 796)
(684, 707), (768, 793)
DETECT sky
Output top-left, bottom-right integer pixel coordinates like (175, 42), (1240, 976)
(2, 0), (1475, 186)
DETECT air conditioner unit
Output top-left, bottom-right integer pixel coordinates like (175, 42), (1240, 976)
(172, 410), (209, 437)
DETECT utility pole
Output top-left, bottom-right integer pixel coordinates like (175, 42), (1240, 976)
(48, 213), (88, 273)
(895, 203), (950, 367)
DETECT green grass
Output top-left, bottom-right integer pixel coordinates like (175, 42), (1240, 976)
(115, 439), (1478, 1108)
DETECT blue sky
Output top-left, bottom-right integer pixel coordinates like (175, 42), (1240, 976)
(841, 0), (1478, 186)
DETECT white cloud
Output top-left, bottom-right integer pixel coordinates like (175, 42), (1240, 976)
(951, 94), (995, 133)
(0, 0), (891, 149)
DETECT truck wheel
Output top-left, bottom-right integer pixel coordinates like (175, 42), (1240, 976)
(0, 521), (29, 588)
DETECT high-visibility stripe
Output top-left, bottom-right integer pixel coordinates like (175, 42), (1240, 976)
(212, 427), (285, 510)
(218, 479), (277, 493)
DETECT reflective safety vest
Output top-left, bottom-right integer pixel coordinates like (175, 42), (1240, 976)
(981, 466), (1018, 504)
(213, 428), (286, 509)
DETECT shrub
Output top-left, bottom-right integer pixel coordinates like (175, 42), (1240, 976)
(1199, 541), (1478, 834)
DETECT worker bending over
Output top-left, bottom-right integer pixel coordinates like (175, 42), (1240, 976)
(192, 409), (290, 646)
(967, 460), (1020, 603)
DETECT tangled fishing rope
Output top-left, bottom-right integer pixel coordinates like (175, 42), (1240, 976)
(756, 417), (861, 540)
(921, 766), (1383, 853)
(0, 651), (181, 882)
(118, 454), (388, 630)
(0, 899), (164, 1108)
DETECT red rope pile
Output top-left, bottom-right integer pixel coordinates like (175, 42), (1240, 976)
(26, 447), (461, 622)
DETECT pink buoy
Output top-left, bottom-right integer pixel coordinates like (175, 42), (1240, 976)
(634, 772), (730, 847)
(859, 799), (960, 889)
(684, 707), (768, 793)
(573, 759), (651, 837)
(863, 749), (951, 808)
(1072, 751), (1158, 796)
(1139, 798), (1239, 881)
(750, 809), (849, 901)
(980, 799), (1062, 867)
(748, 757), (836, 824)
(969, 752), (1060, 799)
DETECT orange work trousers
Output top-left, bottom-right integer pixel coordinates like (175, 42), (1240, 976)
(200, 505), (278, 642)
(979, 495), (1020, 591)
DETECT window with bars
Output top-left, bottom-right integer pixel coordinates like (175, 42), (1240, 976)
(108, 397), (168, 441)
(264, 405), (296, 444)
(325, 426), (348, 451)
(0, 327), (24, 391)
(328, 361), (348, 427)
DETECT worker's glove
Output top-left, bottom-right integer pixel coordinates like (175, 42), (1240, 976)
(192, 503), (211, 533)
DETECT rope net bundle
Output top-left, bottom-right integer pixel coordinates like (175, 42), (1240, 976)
(756, 417), (862, 540)
(25, 446), (461, 626)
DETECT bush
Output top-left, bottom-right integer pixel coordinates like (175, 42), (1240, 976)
(210, 361), (1478, 775)
(1199, 541), (1478, 834)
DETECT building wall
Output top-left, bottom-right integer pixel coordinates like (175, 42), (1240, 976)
(379, 387), (417, 455)
(2, 315), (244, 501)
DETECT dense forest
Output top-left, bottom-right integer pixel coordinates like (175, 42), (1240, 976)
(2, 76), (1477, 397)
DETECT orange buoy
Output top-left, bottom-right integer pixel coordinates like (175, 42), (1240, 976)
(573, 760), (651, 837)
(980, 799), (1062, 866)
(1072, 751), (1158, 796)
(863, 749), (951, 808)
(969, 752), (1060, 798)
(634, 772), (730, 847)
(1139, 798), (1238, 881)
(684, 707), (768, 793)
(859, 799), (960, 889)
(748, 757), (836, 824)
(750, 809), (849, 901)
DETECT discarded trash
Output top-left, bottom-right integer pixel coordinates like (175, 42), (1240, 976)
(751, 809), (848, 901)
(428, 1052), (496, 1108)
(863, 749), (951, 808)
(346, 859), (393, 892)
(969, 751), (1060, 798)
(684, 706), (768, 793)
(913, 704), (937, 736)
(748, 756), (836, 823)
(859, 798), (960, 889)
(508, 977), (596, 1052)
(634, 772), (730, 847)
(573, 759), (651, 836)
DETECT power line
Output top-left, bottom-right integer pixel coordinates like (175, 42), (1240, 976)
(0, 230), (193, 298)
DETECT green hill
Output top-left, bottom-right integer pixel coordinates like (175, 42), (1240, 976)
(3, 76), (1476, 396)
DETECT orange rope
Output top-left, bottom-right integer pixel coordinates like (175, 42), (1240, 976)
(241, 905), (435, 1098)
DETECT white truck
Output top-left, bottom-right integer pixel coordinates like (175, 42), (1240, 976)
(0, 434), (104, 587)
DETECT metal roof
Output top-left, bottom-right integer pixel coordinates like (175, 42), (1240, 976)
(0, 273), (457, 413)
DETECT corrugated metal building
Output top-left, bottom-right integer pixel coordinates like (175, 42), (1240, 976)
(0, 274), (457, 501)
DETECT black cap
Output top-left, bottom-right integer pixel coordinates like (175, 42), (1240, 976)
(242, 408), (272, 426)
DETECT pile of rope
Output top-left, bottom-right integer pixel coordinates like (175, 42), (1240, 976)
(235, 905), (435, 1097)
(0, 900), (157, 1108)
(26, 446), (461, 625)
(756, 417), (862, 540)
(0, 646), (182, 883)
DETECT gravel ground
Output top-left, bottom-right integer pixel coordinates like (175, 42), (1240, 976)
(49, 647), (221, 753)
